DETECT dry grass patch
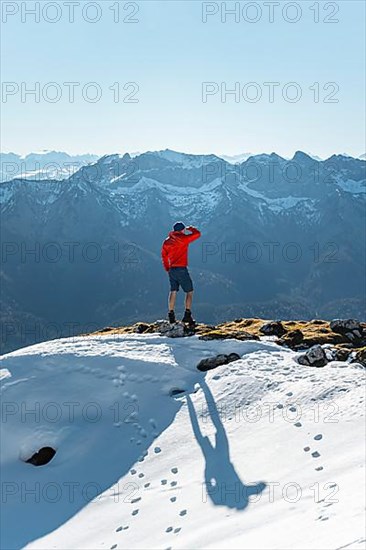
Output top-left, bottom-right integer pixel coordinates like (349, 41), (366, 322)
(85, 318), (365, 356)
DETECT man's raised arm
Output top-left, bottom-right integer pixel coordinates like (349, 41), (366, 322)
(185, 226), (201, 243)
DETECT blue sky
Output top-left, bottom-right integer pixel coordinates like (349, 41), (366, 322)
(1, 0), (365, 158)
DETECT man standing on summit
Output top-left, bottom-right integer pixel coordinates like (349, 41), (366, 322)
(161, 221), (201, 325)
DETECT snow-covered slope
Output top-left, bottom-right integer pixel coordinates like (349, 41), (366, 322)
(1, 334), (365, 550)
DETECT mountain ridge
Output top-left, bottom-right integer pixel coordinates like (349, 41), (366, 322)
(1, 150), (365, 354)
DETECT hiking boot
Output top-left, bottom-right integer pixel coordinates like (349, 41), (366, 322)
(182, 309), (195, 325)
(168, 310), (176, 324)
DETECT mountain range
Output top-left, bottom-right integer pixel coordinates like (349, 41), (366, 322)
(0, 151), (99, 182)
(1, 149), (365, 353)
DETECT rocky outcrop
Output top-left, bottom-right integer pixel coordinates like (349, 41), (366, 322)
(330, 319), (365, 346)
(197, 353), (241, 372)
(88, 317), (366, 360)
(330, 319), (362, 333)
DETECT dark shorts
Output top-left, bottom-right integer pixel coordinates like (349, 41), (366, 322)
(168, 267), (193, 292)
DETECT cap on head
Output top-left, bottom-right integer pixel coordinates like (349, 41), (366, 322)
(173, 221), (185, 232)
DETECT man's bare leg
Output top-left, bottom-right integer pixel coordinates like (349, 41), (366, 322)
(185, 291), (193, 311)
(168, 291), (177, 312)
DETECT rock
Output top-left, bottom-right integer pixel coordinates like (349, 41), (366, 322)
(330, 319), (362, 334)
(25, 447), (56, 466)
(297, 345), (328, 368)
(287, 329), (304, 344)
(351, 346), (366, 367)
(328, 319), (365, 347)
(134, 322), (150, 334)
(199, 330), (258, 341)
(197, 353), (241, 372)
(184, 325), (196, 337)
(156, 320), (186, 338)
(324, 347), (350, 362)
(344, 330), (364, 345)
(227, 352), (241, 362)
(260, 321), (286, 337)
(278, 329), (304, 348)
(334, 348), (351, 362)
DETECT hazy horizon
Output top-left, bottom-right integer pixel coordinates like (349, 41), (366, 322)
(1, 147), (365, 161)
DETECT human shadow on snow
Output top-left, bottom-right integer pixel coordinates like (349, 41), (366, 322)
(186, 380), (266, 510)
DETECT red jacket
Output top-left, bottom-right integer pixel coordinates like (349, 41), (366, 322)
(161, 227), (201, 271)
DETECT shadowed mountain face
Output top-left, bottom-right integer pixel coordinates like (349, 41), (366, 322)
(1, 150), (365, 353)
